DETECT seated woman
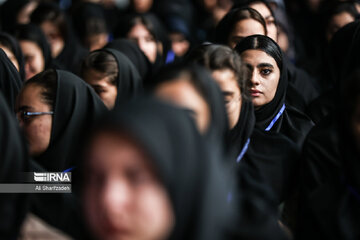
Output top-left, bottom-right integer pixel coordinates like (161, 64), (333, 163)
(81, 48), (142, 109)
(81, 96), (287, 240)
(187, 44), (299, 204)
(30, 2), (88, 74)
(0, 32), (25, 80)
(15, 24), (53, 80)
(235, 35), (314, 147)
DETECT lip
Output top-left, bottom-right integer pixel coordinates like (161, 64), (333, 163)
(250, 89), (262, 97)
(103, 221), (131, 236)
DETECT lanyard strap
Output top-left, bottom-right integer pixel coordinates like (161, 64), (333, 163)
(236, 138), (251, 163)
(265, 103), (286, 131)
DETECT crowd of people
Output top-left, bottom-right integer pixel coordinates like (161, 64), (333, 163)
(0, 0), (360, 239)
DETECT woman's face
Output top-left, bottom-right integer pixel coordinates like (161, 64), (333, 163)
(19, 40), (45, 80)
(0, 45), (20, 71)
(212, 69), (241, 129)
(127, 24), (157, 63)
(154, 78), (211, 134)
(16, 84), (53, 156)
(250, 2), (278, 42)
(17, 1), (38, 24)
(132, 0), (153, 13)
(83, 69), (118, 110)
(40, 20), (65, 58)
(84, 131), (174, 240)
(241, 49), (280, 108)
(326, 11), (355, 42)
(228, 19), (265, 48)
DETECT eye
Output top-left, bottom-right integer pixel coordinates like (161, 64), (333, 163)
(261, 68), (272, 75)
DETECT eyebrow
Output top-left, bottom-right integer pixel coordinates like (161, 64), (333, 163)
(222, 91), (234, 96)
(17, 105), (33, 111)
(257, 63), (274, 69)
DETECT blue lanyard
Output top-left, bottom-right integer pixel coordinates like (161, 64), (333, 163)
(63, 167), (75, 173)
(265, 103), (286, 131)
(236, 138), (250, 163)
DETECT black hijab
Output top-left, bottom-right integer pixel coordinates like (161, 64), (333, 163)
(15, 23), (53, 70)
(105, 38), (152, 80)
(0, 48), (23, 110)
(0, 0), (31, 34)
(0, 32), (25, 80)
(34, 69), (107, 172)
(0, 91), (29, 239)
(148, 63), (229, 149)
(30, 2), (88, 74)
(306, 21), (360, 124)
(85, 96), (234, 240)
(235, 35), (314, 147)
(100, 48), (143, 106)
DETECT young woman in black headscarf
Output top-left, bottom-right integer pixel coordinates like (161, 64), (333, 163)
(187, 43), (300, 205)
(15, 23), (54, 80)
(81, 96), (287, 240)
(0, 48), (23, 110)
(0, 0), (38, 34)
(81, 48), (143, 109)
(30, 2), (88, 74)
(235, 35), (314, 147)
(297, 69), (360, 240)
(105, 38), (152, 80)
(115, 13), (169, 74)
(307, 21), (360, 124)
(0, 91), (29, 239)
(0, 32), (25, 80)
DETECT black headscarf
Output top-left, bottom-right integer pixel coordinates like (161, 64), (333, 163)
(306, 21), (360, 124)
(235, 35), (314, 147)
(105, 38), (152, 80)
(34, 69), (107, 172)
(84, 96), (234, 240)
(99, 48), (143, 106)
(0, 32), (25, 80)
(0, 48), (23, 110)
(148, 63), (229, 148)
(15, 23), (53, 70)
(0, 91), (29, 239)
(30, 2), (88, 74)
(0, 0), (31, 34)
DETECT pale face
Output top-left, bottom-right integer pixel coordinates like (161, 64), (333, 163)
(241, 49), (280, 108)
(0, 45), (20, 71)
(40, 20), (64, 58)
(154, 78), (210, 134)
(84, 131), (174, 240)
(228, 19), (265, 48)
(19, 40), (45, 80)
(128, 24), (157, 63)
(17, 1), (38, 24)
(250, 2), (278, 42)
(86, 33), (109, 51)
(83, 69), (118, 110)
(327, 11), (355, 41)
(16, 84), (53, 156)
(212, 69), (241, 129)
(169, 33), (190, 57)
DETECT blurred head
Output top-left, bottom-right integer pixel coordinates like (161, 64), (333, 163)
(131, 0), (154, 13)
(0, 42), (20, 72)
(16, 70), (56, 156)
(84, 129), (174, 240)
(126, 17), (159, 63)
(153, 66), (211, 133)
(16, 0), (38, 25)
(81, 50), (119, 109)
(235, 35), (282, 108)
(31, 3), (67, 58)
(15, 24), (51, 81)
(215, 7), (267, 48)
(323, 2), (358, 42)
(187, 44), (250, 129)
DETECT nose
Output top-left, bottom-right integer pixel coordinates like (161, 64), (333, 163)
(250, 70), (260, 86)
(102, 179), (131, 218)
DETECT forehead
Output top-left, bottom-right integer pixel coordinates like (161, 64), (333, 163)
(212, 69), (238, 89)
(232, 19), (265, 36)
(128, 23), (152, 37)
(88, 131), (152, 171)
(84, 69), (114, 86)
(249, 2), (272, 18)
(241, 49), (277, 66)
